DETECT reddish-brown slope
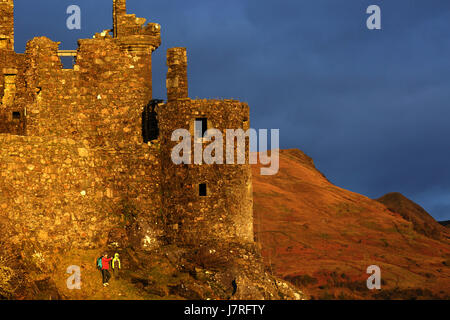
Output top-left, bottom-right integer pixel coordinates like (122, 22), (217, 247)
(252, 149), (450, 299)
(377, 192), (446, 240)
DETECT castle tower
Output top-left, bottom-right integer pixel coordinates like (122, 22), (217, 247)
(112, 0), (161, 101)
(0, 0), (14, 51)
(158, 49), (254, 247)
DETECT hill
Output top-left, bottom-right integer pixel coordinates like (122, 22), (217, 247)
(252, 149), (450, 299)
(440, 221), (450, 228)
(377, 193), (444, 240)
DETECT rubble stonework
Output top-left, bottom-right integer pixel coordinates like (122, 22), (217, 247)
(0, 0), (14, 51)
(166, 48), (188, 101)
(0, 0), (253, 251)
(0, 134), (161, 250)
(158, 99), (253, 246)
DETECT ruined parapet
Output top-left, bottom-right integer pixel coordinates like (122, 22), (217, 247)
(22, 37), (66, 136)
(113, 0), (126, 37)
(112, 0), (160, 103)
(0, 0), (14, 51)
(113, 0), (134, 38)
(166, 48), (188, 101)
(113, 0), (161, 49)
(22, 36), (152, 146)
(24, 37), (63, 85)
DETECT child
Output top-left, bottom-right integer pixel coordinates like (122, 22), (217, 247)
(112, 253), (121, 279)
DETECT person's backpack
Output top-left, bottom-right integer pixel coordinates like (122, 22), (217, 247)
(96, 256), (103, 270)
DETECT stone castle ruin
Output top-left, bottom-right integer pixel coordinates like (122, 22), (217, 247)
(0, 0), (253, 251)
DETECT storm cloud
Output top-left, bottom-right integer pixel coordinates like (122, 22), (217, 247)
(13, 0), (450, 220)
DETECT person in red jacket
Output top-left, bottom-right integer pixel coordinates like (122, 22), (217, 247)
(101, 254), (113, 286)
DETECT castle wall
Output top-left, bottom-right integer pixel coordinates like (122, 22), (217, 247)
(0, 0), (255, 254)
(1, 0), (161, 146)
(158, 99), (254, 246)
(22, 37), (153, 148)
(0, 51), (27, 135)
(0, 134), (162, 250)
(0, 0), (165, 252)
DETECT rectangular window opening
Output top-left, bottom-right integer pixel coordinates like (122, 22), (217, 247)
(199, 183), (207, 197)
(12, 111), (21, 120)
(59, 56), (76, 69)
(142, 99), (162, 143)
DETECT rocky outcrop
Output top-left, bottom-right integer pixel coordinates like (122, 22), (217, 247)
(122, 243), (306, 300)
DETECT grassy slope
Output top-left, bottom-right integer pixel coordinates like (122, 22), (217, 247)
(44, 249), (160, 300)
(377, 192), (446, 240)
(252, 149), (450, 299)
(41, 248), (192, 300)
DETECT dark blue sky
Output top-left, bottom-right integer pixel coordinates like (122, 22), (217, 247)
(12, 0), (450, 221)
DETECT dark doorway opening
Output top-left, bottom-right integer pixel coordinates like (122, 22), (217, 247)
(142, 99), (163, 143)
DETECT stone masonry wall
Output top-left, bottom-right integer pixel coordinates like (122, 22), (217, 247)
(0, 0), (255, 255)
(0, 0), (14, 51)
(0, 0), (165, 253)
(23, 36), (153, 148)
(113, 0), (161, 39)
(167, 48), (188, 102)
(0, 134), (162, 250)
(0, 50), (27, 135)
(1, 0), (161, 145)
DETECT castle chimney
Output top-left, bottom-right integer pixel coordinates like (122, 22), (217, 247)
(166, 48), (188, 102)
(0, 0), (14, 51)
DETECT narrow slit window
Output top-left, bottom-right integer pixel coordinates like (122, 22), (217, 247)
(142, 99), (162, 143)
(195, 118), (208, 138)
(199, 183), (207, 197)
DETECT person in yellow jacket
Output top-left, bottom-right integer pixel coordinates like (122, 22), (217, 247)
(112, 253), (121, 279)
